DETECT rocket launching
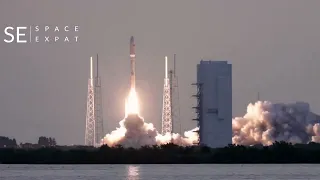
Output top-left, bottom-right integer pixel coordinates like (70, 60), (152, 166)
(130, 36), (136, 89)
(125, 36), (139, 116)
(101, 36), (199, 147)
(100, 37), (320, 148)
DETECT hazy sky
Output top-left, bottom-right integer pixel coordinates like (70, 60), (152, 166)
(1, 0), (320, 145)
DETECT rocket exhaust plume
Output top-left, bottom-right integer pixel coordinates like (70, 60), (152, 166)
(101, 37), (198, 148)
(232, 101), (320, 146)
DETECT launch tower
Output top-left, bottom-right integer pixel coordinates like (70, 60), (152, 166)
(161, 56), (173, 135)
(85, 55), (105, 146)
(85, 57), (95, 146)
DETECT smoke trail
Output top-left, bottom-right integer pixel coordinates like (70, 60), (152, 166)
(102, 114), (198, 148)
(232, 101), (320, 146)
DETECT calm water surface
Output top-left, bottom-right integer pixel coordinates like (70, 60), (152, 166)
(1, 164), (320, 180)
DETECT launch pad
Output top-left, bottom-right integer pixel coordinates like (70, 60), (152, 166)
(85, 36), (192, 148)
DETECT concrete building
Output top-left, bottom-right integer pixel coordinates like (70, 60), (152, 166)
(197, 60), (232, 148)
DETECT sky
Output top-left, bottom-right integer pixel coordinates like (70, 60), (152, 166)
(0, 0), (320, 145)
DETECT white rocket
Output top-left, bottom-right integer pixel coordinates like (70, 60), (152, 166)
(130, 36), (136, 89)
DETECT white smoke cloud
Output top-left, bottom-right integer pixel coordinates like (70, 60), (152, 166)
(232, 101), (320, 146)
(102, 114), (198, 148)
(103, 100), (320, 148)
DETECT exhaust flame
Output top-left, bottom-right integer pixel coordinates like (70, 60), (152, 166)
(125, 88), (139, 117)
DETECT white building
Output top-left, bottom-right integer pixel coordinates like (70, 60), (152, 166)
(197, 60), (232, 148)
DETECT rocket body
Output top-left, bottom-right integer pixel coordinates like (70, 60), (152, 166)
(130, 36), (136, 89)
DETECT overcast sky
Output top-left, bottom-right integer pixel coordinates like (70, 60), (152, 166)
(0, 0), (320, 145)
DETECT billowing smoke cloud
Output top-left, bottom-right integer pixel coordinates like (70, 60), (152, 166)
(103, 99), (320, 148)
(102, 114), (198, 148)
(232, 101), (320, 146)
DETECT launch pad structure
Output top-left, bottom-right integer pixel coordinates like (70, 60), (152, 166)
(169, 54), (181, 135)
(85, 55), (105, 147)
(162, 54), (181, 137)
(85, 37), (181, 145)
(192, 83), (203, 145)
(94, 54), (104, 145)
(85, 57), (95, 146)
(161, 56), (173, 135)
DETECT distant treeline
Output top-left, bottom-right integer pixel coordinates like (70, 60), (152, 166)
(0, 137), (17, 148)
(2, 141), (320, 164)
(0, 136), (57, 148)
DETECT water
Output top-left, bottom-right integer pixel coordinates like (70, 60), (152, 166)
(1, 164), (320, 180)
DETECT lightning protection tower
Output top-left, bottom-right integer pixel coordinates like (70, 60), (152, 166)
(161, 56), (173, 135)
(169, 54), (181, 134)
(94, 54), (104, 145)
(85, 57), (95, 146)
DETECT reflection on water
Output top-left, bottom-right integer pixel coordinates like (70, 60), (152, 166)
(126, 165), (140, 180)
(1, 164), (320, 180)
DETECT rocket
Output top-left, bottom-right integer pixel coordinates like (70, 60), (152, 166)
(130, 36), (136, 89)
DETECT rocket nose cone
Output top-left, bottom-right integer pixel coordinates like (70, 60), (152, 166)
(130, 36), (134, 44)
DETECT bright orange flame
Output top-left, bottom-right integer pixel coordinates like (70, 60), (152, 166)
(125, 88), (140, 117)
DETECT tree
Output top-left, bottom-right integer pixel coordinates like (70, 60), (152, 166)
(37, 136), (57, 146)
(0, 136), (18, 148)
(38, 136), (47, 146)
(12, 139), (17, 146)
(51, 138), (57, 146)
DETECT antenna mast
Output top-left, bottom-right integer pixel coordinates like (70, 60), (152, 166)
(94, 54), (105, 146)
(170, 54), (181, 135)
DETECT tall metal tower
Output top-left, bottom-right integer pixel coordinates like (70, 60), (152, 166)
(85, 57), (95, 146)
(161, 56), (173, 135)
(94, 54), (104, 145)
(192, 83), (203, 145)
(169, 54), (181, 134)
